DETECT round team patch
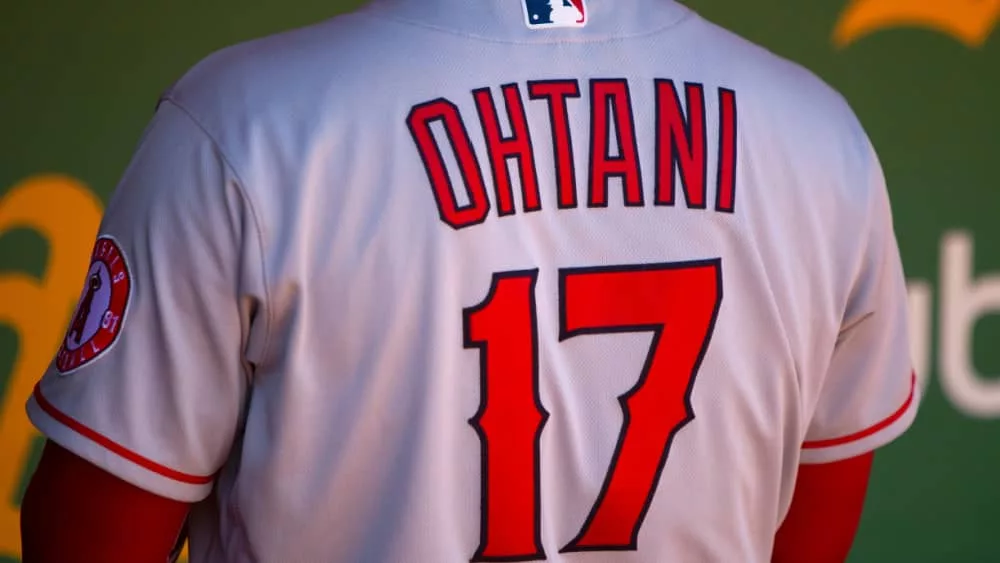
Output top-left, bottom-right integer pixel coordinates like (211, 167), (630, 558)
(55, 235), (132, 374)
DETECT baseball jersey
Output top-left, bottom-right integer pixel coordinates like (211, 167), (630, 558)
(26, 0), (919, 561)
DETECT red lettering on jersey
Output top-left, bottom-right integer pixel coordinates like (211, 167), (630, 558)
(407, 99), (491, 229)
(463, 262), (722, 558)
(560, 262), (721, 552)
(715, 88), (738, 213)
(527, 80), (582, 209)
(408, 80), (738, 228)
(465, 271), (549, 561)
(588, 80), (643, 208)
(474, 84), (541, 216)
(654, 80), (708, 209)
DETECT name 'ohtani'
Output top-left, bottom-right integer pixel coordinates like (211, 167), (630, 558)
(407, 78), (738, 229)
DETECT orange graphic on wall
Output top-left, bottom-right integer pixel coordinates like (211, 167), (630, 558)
(834, 0), (1000, 48)
(0, 175), (103, 559)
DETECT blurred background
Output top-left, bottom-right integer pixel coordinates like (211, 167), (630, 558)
(1, 0), (998, 561)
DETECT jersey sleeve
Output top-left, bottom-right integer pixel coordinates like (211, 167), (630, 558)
(800, 140), (920, 465)
(26, 98), (266, 502)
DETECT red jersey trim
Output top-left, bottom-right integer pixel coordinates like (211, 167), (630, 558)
(802, 372), (917, 450)
(32, 384), (214, 485)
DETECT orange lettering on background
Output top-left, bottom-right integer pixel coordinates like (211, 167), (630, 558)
(0, 175), (103, 558)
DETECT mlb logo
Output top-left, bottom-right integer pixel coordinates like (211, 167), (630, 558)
(522, 0), (587, 29)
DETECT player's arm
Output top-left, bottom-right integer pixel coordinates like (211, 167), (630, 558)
(772, 132), (918, 562)
(22, 93), (263, 558)
(771, 452), (873, 563)
(21, 441), (190, 563)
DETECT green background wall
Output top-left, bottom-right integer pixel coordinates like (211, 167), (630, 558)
(1, 1), (998, 561)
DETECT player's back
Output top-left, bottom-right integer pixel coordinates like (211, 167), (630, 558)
(27, 0), (918, 561)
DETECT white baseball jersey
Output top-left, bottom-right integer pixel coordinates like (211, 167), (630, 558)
(27, 0), (919, 561)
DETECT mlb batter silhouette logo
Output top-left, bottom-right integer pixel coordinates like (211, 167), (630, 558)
(55, 235), (132, 374)
(522, 0), (587, 28)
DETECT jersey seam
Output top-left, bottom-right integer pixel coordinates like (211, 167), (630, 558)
(361, 8), (696, 46)
(837, 124), (885, 338)
(158, 96), (275, 376)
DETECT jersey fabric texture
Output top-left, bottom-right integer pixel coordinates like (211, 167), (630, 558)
(27, 0), (919, 561)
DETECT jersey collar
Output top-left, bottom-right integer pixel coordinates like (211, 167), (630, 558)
(363, 0), (693, 43)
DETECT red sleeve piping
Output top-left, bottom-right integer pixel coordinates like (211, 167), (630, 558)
(32, 383), (214, 485)
(802, 371), (916, 450)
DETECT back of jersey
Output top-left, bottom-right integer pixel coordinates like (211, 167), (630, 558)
(27, 0), (919, 561)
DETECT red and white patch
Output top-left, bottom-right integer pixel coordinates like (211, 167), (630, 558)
(55, 235), (132, 374)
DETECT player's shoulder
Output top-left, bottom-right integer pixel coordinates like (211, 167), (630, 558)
(681, 11), (877, 196)
(158, 6), (409, 150)
(685, 12), (861, 131)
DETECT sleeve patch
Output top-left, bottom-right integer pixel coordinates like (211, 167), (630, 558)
(55, 235), (133, 374)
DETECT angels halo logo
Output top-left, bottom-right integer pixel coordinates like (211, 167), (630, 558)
(522, 0), (587, 29)
(55, 235), (132, 374)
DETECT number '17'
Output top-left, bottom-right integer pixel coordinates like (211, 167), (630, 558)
(463, 260), (723, 561)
